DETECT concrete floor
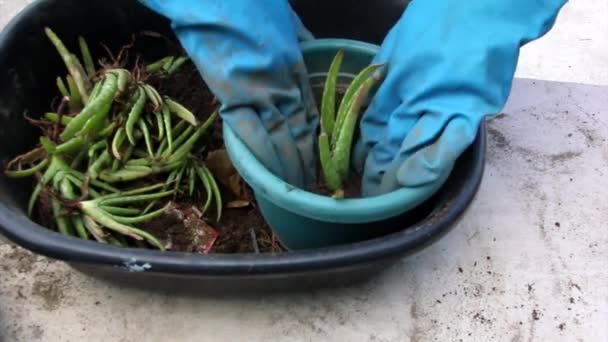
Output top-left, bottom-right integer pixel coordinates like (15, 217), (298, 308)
(1, 1), (607, 341)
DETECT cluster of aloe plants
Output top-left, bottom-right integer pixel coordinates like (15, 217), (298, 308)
(3, 28), (222, 250)
(318, 50), (383, 198)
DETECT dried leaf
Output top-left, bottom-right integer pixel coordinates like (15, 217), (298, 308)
(226, 200), (250, 209)
(228, 174), (242, 198)
(182, 208), (218, 253)
(205, 149), (242, 197)
(161, 204), (219, 253)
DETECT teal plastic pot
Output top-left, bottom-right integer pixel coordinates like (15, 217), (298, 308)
(224, 39), (451, 250)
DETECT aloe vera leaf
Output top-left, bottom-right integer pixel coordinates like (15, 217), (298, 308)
(70, 53), (90, 99)
(44, 28), (90, 103)
(131, 149), (149, 159)
(71, 215), (89, 240)
(100, 160), (182, 183)
(88, 150), (111, 180)
(162, 105), (173, 154)
(45, 112), (72, 125)
(125, 158), (151, 167)
(79, 202), (144, 240)
(70, 149), (86, 169)
(108, 157), (120, 170)
(333, 69), (383, 178)
(167, 56), (189, 75)
(165, 98), (198, 126)
(126, 87), (147, 145)
(52, 198), (73, 236)
(88, 80), (103, 102)
(4, 158), (49, 178)
(158, 120), (188, 156)
(144, 56), (173, 73)
(153, 110), (165, 141)
(40, 156), (68, 185)
(98, 183), (166, 200)
(155, 138), (168, 158)
(107, 69), (131, 94)
(332, 63), (383, 147)
(5, 146), (45, 166)
(162, 56), (176, 72)
(126, 158), (154, 168)
(171, 120), (189, 136)
(188, 166), (196, 196)
(321, 50), (344, 137)
(66, 75), (82, 110)
(88, 116), (108, 144)
(60, 72), (117, 141)
(54, 137), (85, 155)
(202, 166), (222, 221)
(172, 164), (187, 195)
(143, 86), (160, 111)
(154, 139), (168, 158)
(78, 36), (96, 77)
(49, 178), (75, 236)
(170, 110), (217, 163)
(63, 174), (101, 198)
(67, 169), (119, 193)
(59, 175), (78, 199)
(124, 165), (153, 172)
(82, 215), (107, 242)
(87, 140), (107, 159)
(122, 144), (135, 163)
(39, 137), (56, 154)
(39, 159), (63, 186)
(99, 169), (152, 183)
(27, 183), (42, 217)
(100, 206), (141, 216)
(98, 190), (175, 206)
(142, 171), (174, 214)
(167, 167), (180, 184)
(59, 179), (88, 240)
(138, 120), (154, 158)
(56, 77), (69, 97)
(107, 203), (170, 225)
(52, 170), (69, 188)
(142, 84), (163, 111)
(318, 133), (342, 192)
(164, 125), (193, 158)
(194, 164), (213, 215)
(99, 122), (117, 138)
(111, 127), (126, 160)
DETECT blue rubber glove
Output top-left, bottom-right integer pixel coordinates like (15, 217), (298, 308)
(354, 0), (567, 197)
(138, 0), (319, 187)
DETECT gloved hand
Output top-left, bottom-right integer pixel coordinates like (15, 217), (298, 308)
(138, 0), (319, 187)
(354, 0), (567, 197)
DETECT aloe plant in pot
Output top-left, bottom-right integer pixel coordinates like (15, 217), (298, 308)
(317, 49), (383, 199)
(224, 39), (452, 250)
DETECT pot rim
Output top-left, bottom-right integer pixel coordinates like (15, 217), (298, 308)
(0, 0), (486, 276)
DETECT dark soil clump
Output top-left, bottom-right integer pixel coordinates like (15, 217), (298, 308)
(140, 203), (218, 253)
(212, 205), (284, 254)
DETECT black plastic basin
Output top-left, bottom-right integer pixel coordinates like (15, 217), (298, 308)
(0, 0), (486, 293)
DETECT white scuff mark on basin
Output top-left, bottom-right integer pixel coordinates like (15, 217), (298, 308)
(122, 258), (152, 272)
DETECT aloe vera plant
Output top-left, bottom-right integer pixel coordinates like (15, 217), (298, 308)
(3, 28), (223, 250)
(318, 50), (383, 198)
